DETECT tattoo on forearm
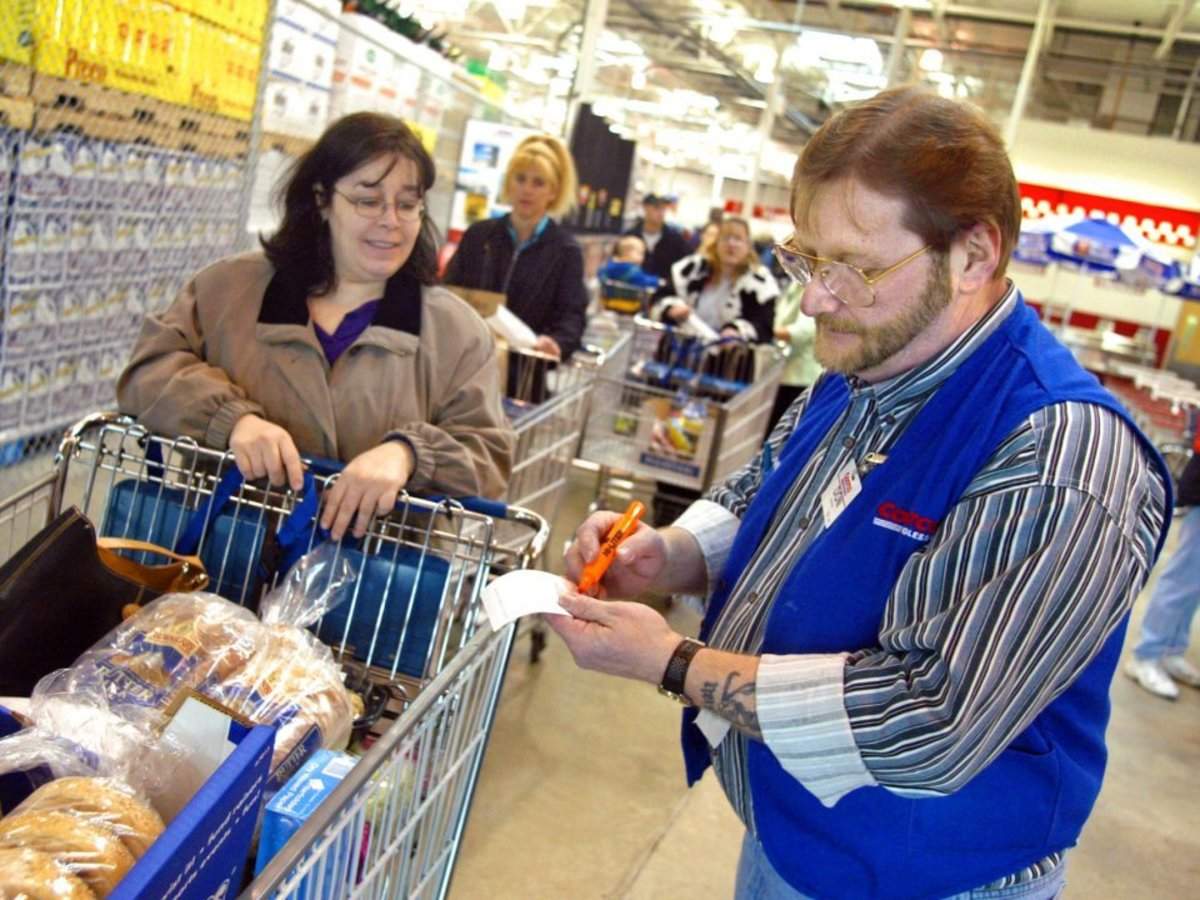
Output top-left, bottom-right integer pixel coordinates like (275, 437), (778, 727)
(701, 671), (761, 739)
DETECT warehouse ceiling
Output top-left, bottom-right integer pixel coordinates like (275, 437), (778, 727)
(427, 0), (1200, 177)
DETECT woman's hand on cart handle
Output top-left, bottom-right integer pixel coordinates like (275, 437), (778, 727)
(320, 441), (415, 541)
(565, 510), (666, 599)
(667, 305), (691, 324)
(533, 335), (562, 360)
(229, 414), (305, 492)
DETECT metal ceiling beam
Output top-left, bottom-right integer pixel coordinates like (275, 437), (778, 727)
(1005, 0), (1055, 146)
(453, 29), (556, 49)
(620, 0), (822, 133)
(884, 6), (912, 86)
(705, 3), (1200, 44)
(1155, 0), (1197, 60)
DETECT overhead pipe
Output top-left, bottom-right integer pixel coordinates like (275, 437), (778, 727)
(1003, 0), (1055, 146)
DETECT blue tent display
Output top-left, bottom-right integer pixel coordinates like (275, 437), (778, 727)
(1048, 218), (1143, 272)
(1165, 250), (1200, 301)
(1048, 217), (1182, 291)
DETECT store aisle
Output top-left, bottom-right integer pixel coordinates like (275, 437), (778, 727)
(452, 471), (1200, 899)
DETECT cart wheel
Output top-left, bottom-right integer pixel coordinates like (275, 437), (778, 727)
(530, 624), (547, 663)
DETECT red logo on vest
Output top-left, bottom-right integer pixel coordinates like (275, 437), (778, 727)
(872, 501), (939, 542)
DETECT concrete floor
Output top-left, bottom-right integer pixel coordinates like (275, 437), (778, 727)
(452, 469), (1200, 899)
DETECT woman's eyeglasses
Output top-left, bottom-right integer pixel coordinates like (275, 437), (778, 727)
(773, 240), (932, 308)
(335, 189), (424, 223)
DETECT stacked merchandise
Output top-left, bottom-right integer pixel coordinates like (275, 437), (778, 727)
(0, 1), (266, 452)
(330, 11), (447, 150)
(0, 127), (245, 439)
(261, 0), (340, 141)
(31, 0), (267, 121)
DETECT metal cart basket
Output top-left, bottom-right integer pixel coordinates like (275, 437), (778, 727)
(0, 411), (549, 900)
(498, 331), (632, 558)
(578, 316), (784, 508)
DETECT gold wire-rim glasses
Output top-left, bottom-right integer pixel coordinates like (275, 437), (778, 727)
(773, 240), (933, 308)
(334, 188), (425, 223)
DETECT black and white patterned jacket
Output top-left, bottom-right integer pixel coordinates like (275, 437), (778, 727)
(653, 253), (779, 343)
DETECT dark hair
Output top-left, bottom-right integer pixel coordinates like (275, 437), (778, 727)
(261, 112), (440, 295)
(793, 86), (1020, 280)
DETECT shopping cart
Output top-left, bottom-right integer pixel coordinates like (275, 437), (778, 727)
(0, 411), (549, 900)
(500, 334), (630, 663)
(578, 316), (784, 515)
(598, 276), (657, 317)
(501, 345), (594, 560)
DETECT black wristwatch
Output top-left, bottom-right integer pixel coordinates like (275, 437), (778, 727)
(658, 638), (705, 705)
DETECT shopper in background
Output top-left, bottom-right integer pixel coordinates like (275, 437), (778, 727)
(443, 133), (587, 360)
(695, 221), (721, 256)
(765, 281), (820, 435)
(654, 216), (779, 343)
(624, 193), (691, 282)
(118, 113), (513, 539)
(1125, 448), (1200, 699)
(551, 87), (1170, 899)
(598, 235), (661, 290)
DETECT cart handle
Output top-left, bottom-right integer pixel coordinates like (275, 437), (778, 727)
(304, 455), (511, 518)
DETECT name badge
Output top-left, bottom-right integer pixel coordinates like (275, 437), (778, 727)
(821, 459), (862, 528)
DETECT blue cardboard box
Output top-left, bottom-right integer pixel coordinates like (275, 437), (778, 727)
(255, 749), (356, 869)
(0, 708), (275, 900)
(254, 749), (358, 894)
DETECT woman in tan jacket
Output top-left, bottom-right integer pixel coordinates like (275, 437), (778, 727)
(118, 113), (513, 540)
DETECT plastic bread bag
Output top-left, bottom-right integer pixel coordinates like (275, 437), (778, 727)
(0, 728), (101, 813)
(0, 717), (186, 831)
(0, 733), (166, 898)
(258, 541), (357, 630)
(0, 846), (94, 900)
(6, 776), (165, 860)
(31, 592), (261, 718)
(207, 623), (356, 778)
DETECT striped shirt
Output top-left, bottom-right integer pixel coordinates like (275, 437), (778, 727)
(674, 286), (1167, 889)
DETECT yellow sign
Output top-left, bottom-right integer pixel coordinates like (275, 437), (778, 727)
(407, 121), (438, 154)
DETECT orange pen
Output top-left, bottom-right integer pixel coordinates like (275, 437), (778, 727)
(576, 500), (646, 594)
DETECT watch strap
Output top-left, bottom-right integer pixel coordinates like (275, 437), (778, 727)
(659, 637), (705, 701)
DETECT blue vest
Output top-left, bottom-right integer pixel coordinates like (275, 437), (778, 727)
(684, 297), (1170, 900)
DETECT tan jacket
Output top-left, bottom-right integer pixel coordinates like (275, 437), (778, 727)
(117, 252), (513, 499)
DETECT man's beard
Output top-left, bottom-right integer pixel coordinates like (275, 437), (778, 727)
(813, 253), (952, 374)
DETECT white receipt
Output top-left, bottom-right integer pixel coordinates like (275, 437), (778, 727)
(696, 709), (732, 748)
(482, 570), (574, 631)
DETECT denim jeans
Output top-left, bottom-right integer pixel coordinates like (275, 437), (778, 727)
(1135, 505), (1200, 661)
(733, 832), (1067, 900)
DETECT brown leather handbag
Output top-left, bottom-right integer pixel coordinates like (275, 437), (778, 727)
(0, 507), (208, 696)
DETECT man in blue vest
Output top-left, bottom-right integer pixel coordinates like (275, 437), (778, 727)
(550, 86), (1171, 899)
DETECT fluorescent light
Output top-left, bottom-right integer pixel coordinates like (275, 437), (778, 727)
(919, 48), (944, 72)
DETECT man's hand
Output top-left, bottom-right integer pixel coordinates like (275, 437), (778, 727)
(532, 335), (562, 360)
(564, 510), (668, 598)
(545, 592), (680, 684)
(320, 441), (414, 541)
(667, 305), (691, 323)
(229, 414), (304, 491)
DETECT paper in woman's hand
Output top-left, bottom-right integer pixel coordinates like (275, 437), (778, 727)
(482, 570), (574, 631)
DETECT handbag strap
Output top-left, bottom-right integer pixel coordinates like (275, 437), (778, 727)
(97, 537), (207, 568)
(96, 539), (209, 594)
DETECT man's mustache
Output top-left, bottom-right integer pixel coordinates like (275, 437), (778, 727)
(814, 314), (867, 336)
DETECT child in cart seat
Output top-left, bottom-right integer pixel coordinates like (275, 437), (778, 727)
(598, 236), (662, 291)
(117, 113), (515, 541)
